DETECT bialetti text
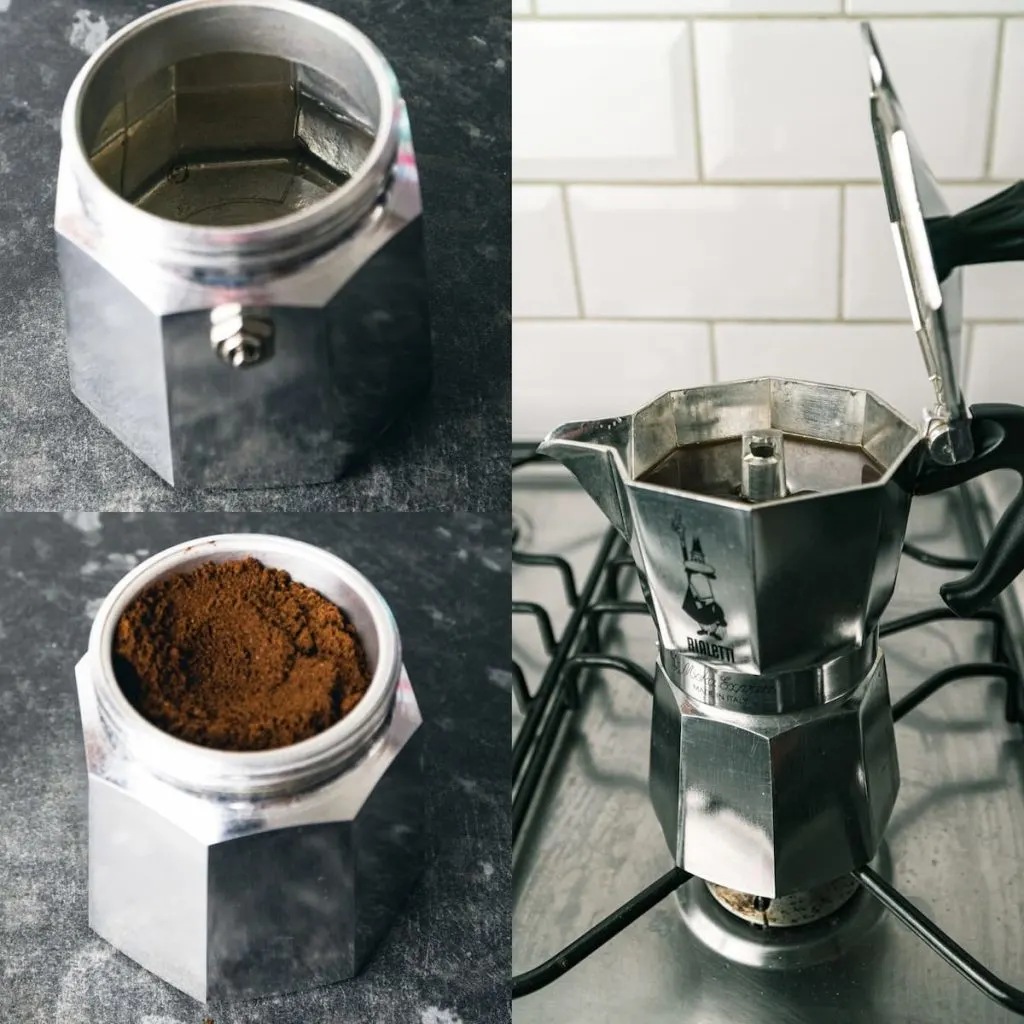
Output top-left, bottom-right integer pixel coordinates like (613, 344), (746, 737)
(687, 636), (736, 663)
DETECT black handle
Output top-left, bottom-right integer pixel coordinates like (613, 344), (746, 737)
(926, 181), (1024, 282)
(914, 404), (1024, 615)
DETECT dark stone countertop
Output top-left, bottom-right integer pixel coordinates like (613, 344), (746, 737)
(0, 0), (509, 511)
(0, 512), (511, 1023)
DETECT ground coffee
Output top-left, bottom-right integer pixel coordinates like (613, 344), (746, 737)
(112, 557), (371, 751)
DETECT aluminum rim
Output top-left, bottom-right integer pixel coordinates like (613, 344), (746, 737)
(61, 0), (400, 270)
(86, 533), (402, 797)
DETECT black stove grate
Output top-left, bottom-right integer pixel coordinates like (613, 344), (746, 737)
(511, 449), (1024, 1013)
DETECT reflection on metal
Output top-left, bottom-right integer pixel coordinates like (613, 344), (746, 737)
(540, 378), (915, 896)
(209, 304), (275, 368)
(76, 534), (424, 1002)
(860, 23), (973, 467)
(540, 378), (919, 684)
(650, 654), (898, 897)
(740, 428), (786, 502)
(679, 872), (884, 971)
(511, 479), (1024, 1021)
(707, 875), (860, 928)
(55, 0), (430, 488)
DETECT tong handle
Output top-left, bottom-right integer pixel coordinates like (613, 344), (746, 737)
(926, 181), (1024, 282)
(914, 404), (1024, 614)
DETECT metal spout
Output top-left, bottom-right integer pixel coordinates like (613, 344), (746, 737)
(537, 417), (634, 537)
(741, 429), (787, 502)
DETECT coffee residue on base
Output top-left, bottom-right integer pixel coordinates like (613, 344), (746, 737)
(112, 557), (372, 751)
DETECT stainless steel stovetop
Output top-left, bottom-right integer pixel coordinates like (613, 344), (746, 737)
(512, 463), (1024, 1024)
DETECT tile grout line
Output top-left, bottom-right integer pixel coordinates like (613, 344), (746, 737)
(837, 185), (846, 320)
(512, 315), (1024, 327)
(984, 18), (1007, 177)
(508, 178), (1014, 188)
(686, 18), (705, 182)
(510, 11), (1015, 21)
(708, 321), (719, 383)
(558, 185), (587, 318)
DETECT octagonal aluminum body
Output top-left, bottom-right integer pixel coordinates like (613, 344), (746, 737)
(539, 378), (923, 678)
(54, 1), (430, 489)
(75, 534), (424, 1003)
(649, 653), (899, 897)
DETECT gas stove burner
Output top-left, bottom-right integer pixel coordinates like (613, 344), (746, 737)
(511, 457), (1024, 1014)
(679, 870), (884, 970)
(706, 875), (860, 928)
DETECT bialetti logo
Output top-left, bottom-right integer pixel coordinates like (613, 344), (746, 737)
(672, 516), (732, 661)
(687, 636), (736, 663)
(676, 529), (728, 638)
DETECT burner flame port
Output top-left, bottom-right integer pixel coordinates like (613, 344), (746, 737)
(708, 877), (860, 928)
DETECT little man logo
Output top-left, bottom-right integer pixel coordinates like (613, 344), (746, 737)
(672, 516), (728, 643)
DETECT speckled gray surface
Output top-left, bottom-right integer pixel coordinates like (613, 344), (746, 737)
(0, 1), (509, 511)
(0, 512), (511, 1023)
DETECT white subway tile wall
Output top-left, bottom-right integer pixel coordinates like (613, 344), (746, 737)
(513, 320), (713, 437)
(850, 1), (1024, 13)
(538, 2), (842, 12)
(694, 19), (998, 181)
(512, 186), (579, 316)
(511, 5), (1024, 441)
(513, 21), (698, 181)
(970, 324), (1024, 403)
(568, 185), (840, 317)
(992, 19), (1024, 175)
(713, 322), (937, 415)
(843, 183), (1024, 320)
